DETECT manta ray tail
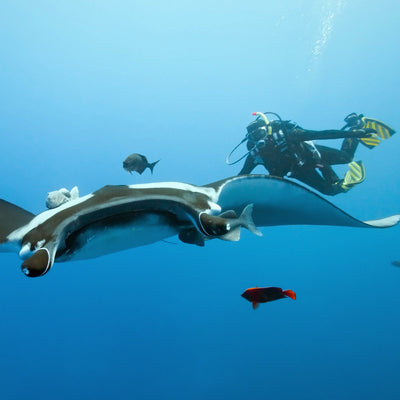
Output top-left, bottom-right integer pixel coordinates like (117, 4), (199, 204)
(0, 199), (35, 252)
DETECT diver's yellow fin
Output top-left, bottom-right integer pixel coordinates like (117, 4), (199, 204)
(359, 117), (396, 149)
(340, 161), (366, 192)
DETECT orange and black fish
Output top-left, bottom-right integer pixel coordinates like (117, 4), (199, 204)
(123, 153), (160, 175)
(241, 286), (296, 309)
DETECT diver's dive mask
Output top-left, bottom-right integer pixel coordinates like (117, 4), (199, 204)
(246, 119), (268, 142)
(226, 111), (277, 165)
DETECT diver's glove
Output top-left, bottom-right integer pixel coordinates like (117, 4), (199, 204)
(349, 128), (377, 138)
(360, 128), (376, 135)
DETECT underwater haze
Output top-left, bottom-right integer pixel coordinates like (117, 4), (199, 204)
(1, 1), (400, 399)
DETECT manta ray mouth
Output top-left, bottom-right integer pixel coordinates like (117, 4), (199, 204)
(21, 247), (51, 277)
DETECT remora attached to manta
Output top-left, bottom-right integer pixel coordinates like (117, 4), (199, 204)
(0, 175), (399, 278)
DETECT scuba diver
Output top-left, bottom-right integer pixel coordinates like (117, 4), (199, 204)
(228, 112), (395, 196)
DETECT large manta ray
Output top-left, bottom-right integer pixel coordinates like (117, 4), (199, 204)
(0, 175), (399, 278)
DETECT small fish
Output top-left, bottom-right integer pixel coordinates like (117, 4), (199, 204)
(391, 261), (400, 267)
(241, 286), (296, 309)
(123, 153), (160, 175)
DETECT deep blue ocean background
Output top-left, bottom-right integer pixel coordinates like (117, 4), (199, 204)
(1, 1), (399, 399)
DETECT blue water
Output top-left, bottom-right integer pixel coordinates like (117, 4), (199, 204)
(1, 1), (400, 399)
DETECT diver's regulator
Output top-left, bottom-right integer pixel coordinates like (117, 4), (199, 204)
(246, 112), (288, 156)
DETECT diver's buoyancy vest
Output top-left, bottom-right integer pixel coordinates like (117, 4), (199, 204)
(248, 120), (320, 175)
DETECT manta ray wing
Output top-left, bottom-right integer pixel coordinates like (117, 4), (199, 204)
(206, 175), (400, 228)
(0, 199), (35, 252)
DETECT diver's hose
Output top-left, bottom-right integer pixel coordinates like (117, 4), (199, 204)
(252, 111), (283, 123)
(225, 138), (250, 165)
(261, 111), (282, 121)
(252, 111), (273, 136)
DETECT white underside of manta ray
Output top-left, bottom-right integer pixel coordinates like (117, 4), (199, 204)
(0, 174), (399, 278)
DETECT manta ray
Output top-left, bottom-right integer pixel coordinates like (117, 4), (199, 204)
(0, 175), (399, 278)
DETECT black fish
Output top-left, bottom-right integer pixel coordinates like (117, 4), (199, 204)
(241, 286), (296, 309)
(391, 261), (400, 267)
(123, 153), (160, 175)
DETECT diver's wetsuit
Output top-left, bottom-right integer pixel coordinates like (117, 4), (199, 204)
(239, 120), (367, 196)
